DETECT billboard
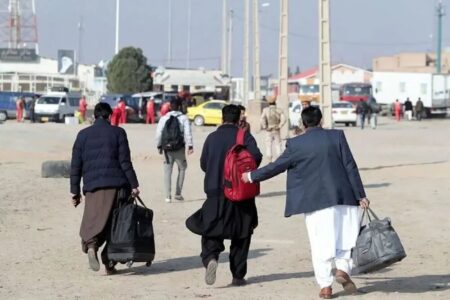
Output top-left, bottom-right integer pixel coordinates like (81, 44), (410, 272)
(57, 49), (75, 74)
(0, 48), (38, 62)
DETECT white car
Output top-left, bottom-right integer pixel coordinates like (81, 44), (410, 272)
(289, 102), (302, 128)
(332, 101), (357, 127)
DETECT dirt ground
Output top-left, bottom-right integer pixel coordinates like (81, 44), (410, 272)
(0, 117), (449, 300)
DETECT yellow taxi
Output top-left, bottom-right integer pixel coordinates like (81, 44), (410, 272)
(187, 100), (227, 126)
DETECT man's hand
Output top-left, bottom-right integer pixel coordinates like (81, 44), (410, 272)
(242, 172), (250, 183)
(132, 187), (140, 197)
(359, 197), (370, 208)
(72, 194), (81, 207)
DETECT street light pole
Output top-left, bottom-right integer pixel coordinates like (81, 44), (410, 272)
(278, 0), (289, 139)
(243, 0), (250, 105)
(186, 0), (192, 69)
(227, 9), (234, 76)
(319, 0), (333, 128)
(221, 0), (228, 74)
(253, 0), (261, 101)
(115, 0), (120, 54)
(167, 0), (173, 66)
(436, 0), (445, 74)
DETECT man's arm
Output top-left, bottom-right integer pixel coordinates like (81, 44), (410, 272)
(244, 132), (263, 166)
(339, 131), (366, 199)
(246, 140), (293, 183)
(118, 129), (139, 189)
(182, 115), (194, 150)
(200, 136), (210, 172)
(260, 108), (268, 130)
(70, 133), (83, 196)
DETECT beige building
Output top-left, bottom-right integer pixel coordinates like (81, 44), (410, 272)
(373, 52), (450, 73)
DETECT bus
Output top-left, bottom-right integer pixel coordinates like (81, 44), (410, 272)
(339, 83), (372, 103)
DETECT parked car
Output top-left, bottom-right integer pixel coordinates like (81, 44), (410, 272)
(332, 101), (357, 127)
(289, 101), (302, 128)
(34, 91), (80, 122)
(187, 100), (227, 126)
(0, 92), (39, 121)
(129, 91), (178, 122)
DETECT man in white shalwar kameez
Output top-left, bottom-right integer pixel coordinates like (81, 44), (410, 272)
(243, 106), (369, 299)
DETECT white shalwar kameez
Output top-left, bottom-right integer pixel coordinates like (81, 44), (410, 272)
(305, 205), (360, 288)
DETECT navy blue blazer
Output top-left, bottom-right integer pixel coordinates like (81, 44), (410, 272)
(70, 118), (139, 195)
(250, 127), (366, 216)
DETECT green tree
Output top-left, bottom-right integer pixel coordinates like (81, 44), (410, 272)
(107, 47), (153, 93)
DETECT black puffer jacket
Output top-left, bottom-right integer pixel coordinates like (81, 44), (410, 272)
(70, 118), (139, 195)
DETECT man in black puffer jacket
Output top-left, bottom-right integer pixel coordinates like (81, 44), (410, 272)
(70, 102), (140, 275)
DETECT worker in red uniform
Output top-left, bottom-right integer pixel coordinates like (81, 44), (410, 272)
(394, 99), (402, 121)
(79, 96), (88, 123)
(111, 98), (122, 126)
(118, 98), (127, 124)
(160, 101), (171, 117)
(146, 97), (155, 124)
(16, 97), (25, 122)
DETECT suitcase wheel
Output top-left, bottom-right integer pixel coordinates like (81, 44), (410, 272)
(126, 261), (134, 268)
(146, 261), (152, 267)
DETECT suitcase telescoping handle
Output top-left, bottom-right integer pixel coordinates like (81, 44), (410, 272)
(359, 207), (380, 227)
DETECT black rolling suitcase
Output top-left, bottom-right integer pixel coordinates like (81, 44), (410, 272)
(107, 195), (155, 267)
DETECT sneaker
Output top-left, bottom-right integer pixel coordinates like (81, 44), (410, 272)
(165, 197), (171, 203)
(174, 194), (184, 201)
(231, 278), (247, 287)
(87, 248), (100, 272)
(205, 259), (218, 285)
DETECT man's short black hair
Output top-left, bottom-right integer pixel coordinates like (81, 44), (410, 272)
(222, 104), (241, 124)
(170, 98), (181, 111)
(238, 105), (246, 112)
(94, 102), (113, 119)
(301, 106), (322, 128)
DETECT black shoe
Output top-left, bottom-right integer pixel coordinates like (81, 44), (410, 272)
(231, 278), (247, 286)
(205, 259), (218, 285)
(87, 248), (100, 272)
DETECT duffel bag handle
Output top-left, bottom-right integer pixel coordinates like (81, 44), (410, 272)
(360, 207), (380, 227)
(129, 195), (148, 208)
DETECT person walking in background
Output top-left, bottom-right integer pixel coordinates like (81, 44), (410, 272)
(146, 97), (155, 124)
(260, 96), (286, 162)
(79, 96), (88, 123)
(118, 98), (127, 124)
(242, 106), (369, 299)
(111, 98), (121, 127)
(155, 99), (193, 203)
(404, 97), (413, 121)
(186, 104), (262, 287)
(394, 99), (402, 121)
(238, 105), (251, 132)
(160, 101), (171, 117)
(16, 97), (25, 122)
(70, 102), (140, 275)
(356, 99), (368, 129)
(415, 98), (424, 121)
(29, 95), (37, 123)
(368, 97), (379, 129)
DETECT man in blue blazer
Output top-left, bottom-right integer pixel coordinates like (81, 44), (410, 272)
(243, 106), (369, 299)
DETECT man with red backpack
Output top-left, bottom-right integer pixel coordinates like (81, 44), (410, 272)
(186, 104), (262, 287)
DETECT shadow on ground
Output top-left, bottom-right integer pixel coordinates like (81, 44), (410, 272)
(115, 248), (272, 276)
(360, 160), (447, 171)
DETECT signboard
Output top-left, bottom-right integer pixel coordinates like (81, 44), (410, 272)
(0, 48), (38, 62)
(57, 49), (75, 74)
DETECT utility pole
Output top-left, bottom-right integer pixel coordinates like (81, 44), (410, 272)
(436, 0), (445, 74)
(227, 9), (233, 76)
(243, 0), (250, 105)
(167, 0), (173, 66)
(115, 0), (120, 54)
(253, 0), (261, 101)
(319, 0), (333, 129)
(221, 0), (228, 74)
(186, 0), (192, 69)
(278, 0), (289, 139)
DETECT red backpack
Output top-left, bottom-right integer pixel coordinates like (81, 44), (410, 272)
(223, 129), (260, 202)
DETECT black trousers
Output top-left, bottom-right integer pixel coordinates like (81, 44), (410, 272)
(201, 236), (251, 279)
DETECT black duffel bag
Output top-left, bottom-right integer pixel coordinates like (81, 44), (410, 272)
(352, 208), (406, 274)
(107, 195), (155, 267)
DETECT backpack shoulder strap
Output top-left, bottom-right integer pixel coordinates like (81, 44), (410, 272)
(236, 128), (246, 145)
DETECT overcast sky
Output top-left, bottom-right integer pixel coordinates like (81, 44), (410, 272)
(36, 0), (448, 76)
